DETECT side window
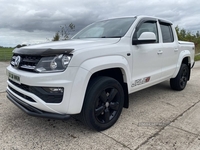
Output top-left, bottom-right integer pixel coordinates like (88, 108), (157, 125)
(160, 23), (174, 43)
(134, 21), (159, 43)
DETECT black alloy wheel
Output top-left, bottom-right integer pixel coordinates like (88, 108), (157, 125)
(95, 87), (120, 124)
(170, 64), (189, 91)
(81, 76), (124, 131)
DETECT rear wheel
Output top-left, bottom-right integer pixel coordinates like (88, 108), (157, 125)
(170, 64), (189, 91)
(81, 76), (124, 131)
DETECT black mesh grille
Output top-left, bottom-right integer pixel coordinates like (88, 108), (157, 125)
(10, 54), (41, 72)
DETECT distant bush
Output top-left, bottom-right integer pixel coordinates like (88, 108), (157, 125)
(175, 26), (200, 54)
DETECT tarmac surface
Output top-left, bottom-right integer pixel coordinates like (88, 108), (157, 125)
(0, 61), (200, 150)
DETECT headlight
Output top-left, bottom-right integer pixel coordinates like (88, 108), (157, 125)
(35, 54), (72, 73)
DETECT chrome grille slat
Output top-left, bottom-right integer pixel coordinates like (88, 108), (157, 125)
(10, 54), (41, 72)
(21, 65), (36, 70)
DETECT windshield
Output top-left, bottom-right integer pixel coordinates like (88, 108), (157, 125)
(72, 17), (136, 39)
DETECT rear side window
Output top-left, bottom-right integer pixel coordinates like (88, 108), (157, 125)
(160, 23), (174, 43)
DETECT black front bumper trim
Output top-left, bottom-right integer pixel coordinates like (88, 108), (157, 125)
(7, 90), (70, 120)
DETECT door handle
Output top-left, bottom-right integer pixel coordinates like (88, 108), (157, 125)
(157, 50), (163, 55)
(174, 48), (179, 52)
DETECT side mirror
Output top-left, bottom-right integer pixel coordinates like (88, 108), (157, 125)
(132, 32), (156, 45)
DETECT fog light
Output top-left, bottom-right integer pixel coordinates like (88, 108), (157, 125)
(43, 87), (64, 93)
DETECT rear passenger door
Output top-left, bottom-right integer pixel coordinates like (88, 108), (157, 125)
(159, 21), (179, 78)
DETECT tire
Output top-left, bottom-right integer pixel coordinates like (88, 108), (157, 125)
(170, 64), (189, 91)
(81, 76), (124, 131)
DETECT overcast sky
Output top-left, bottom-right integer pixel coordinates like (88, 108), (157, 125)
(0, 0), (200, 47)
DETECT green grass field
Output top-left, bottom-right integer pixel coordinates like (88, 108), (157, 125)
(0, 47), (199, 61)
(195, 54), (200, 61)
(0, 48), (14, 61)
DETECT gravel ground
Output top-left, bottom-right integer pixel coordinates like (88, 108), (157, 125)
(0, 61), (200, 150)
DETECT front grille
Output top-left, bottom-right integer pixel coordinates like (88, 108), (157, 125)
(10, 54), (41, 72)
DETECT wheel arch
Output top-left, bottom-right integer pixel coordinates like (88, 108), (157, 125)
(182, 57), (191, 80)
(81, 55), (131, 109)
(172, 50), (192, 80)
(89, 68), (129, 108)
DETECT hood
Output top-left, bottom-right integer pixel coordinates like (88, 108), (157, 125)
(13, 38), (120, 56)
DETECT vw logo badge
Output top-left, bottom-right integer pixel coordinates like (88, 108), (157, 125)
(14, 56), (21, 68)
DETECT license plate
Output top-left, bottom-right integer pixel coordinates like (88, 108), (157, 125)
(8, 72), (20, 83)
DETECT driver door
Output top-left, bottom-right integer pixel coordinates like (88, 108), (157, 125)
(131, 19), (163, 91)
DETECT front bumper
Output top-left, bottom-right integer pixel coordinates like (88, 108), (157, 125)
(6, 65), (78, 114)
(6, 64), (90, 115)
(7, 90), (70, 120)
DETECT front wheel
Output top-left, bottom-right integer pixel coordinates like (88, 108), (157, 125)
(170, 64), (189, 91)
(81, 76), (124, 131)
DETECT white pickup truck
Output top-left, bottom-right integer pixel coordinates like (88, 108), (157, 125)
(7, 15), (195, 131)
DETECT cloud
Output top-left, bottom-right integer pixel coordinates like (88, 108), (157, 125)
(0, 0), (199, 47)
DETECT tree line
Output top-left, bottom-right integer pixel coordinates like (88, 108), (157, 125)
(175, 26), (200, 53)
